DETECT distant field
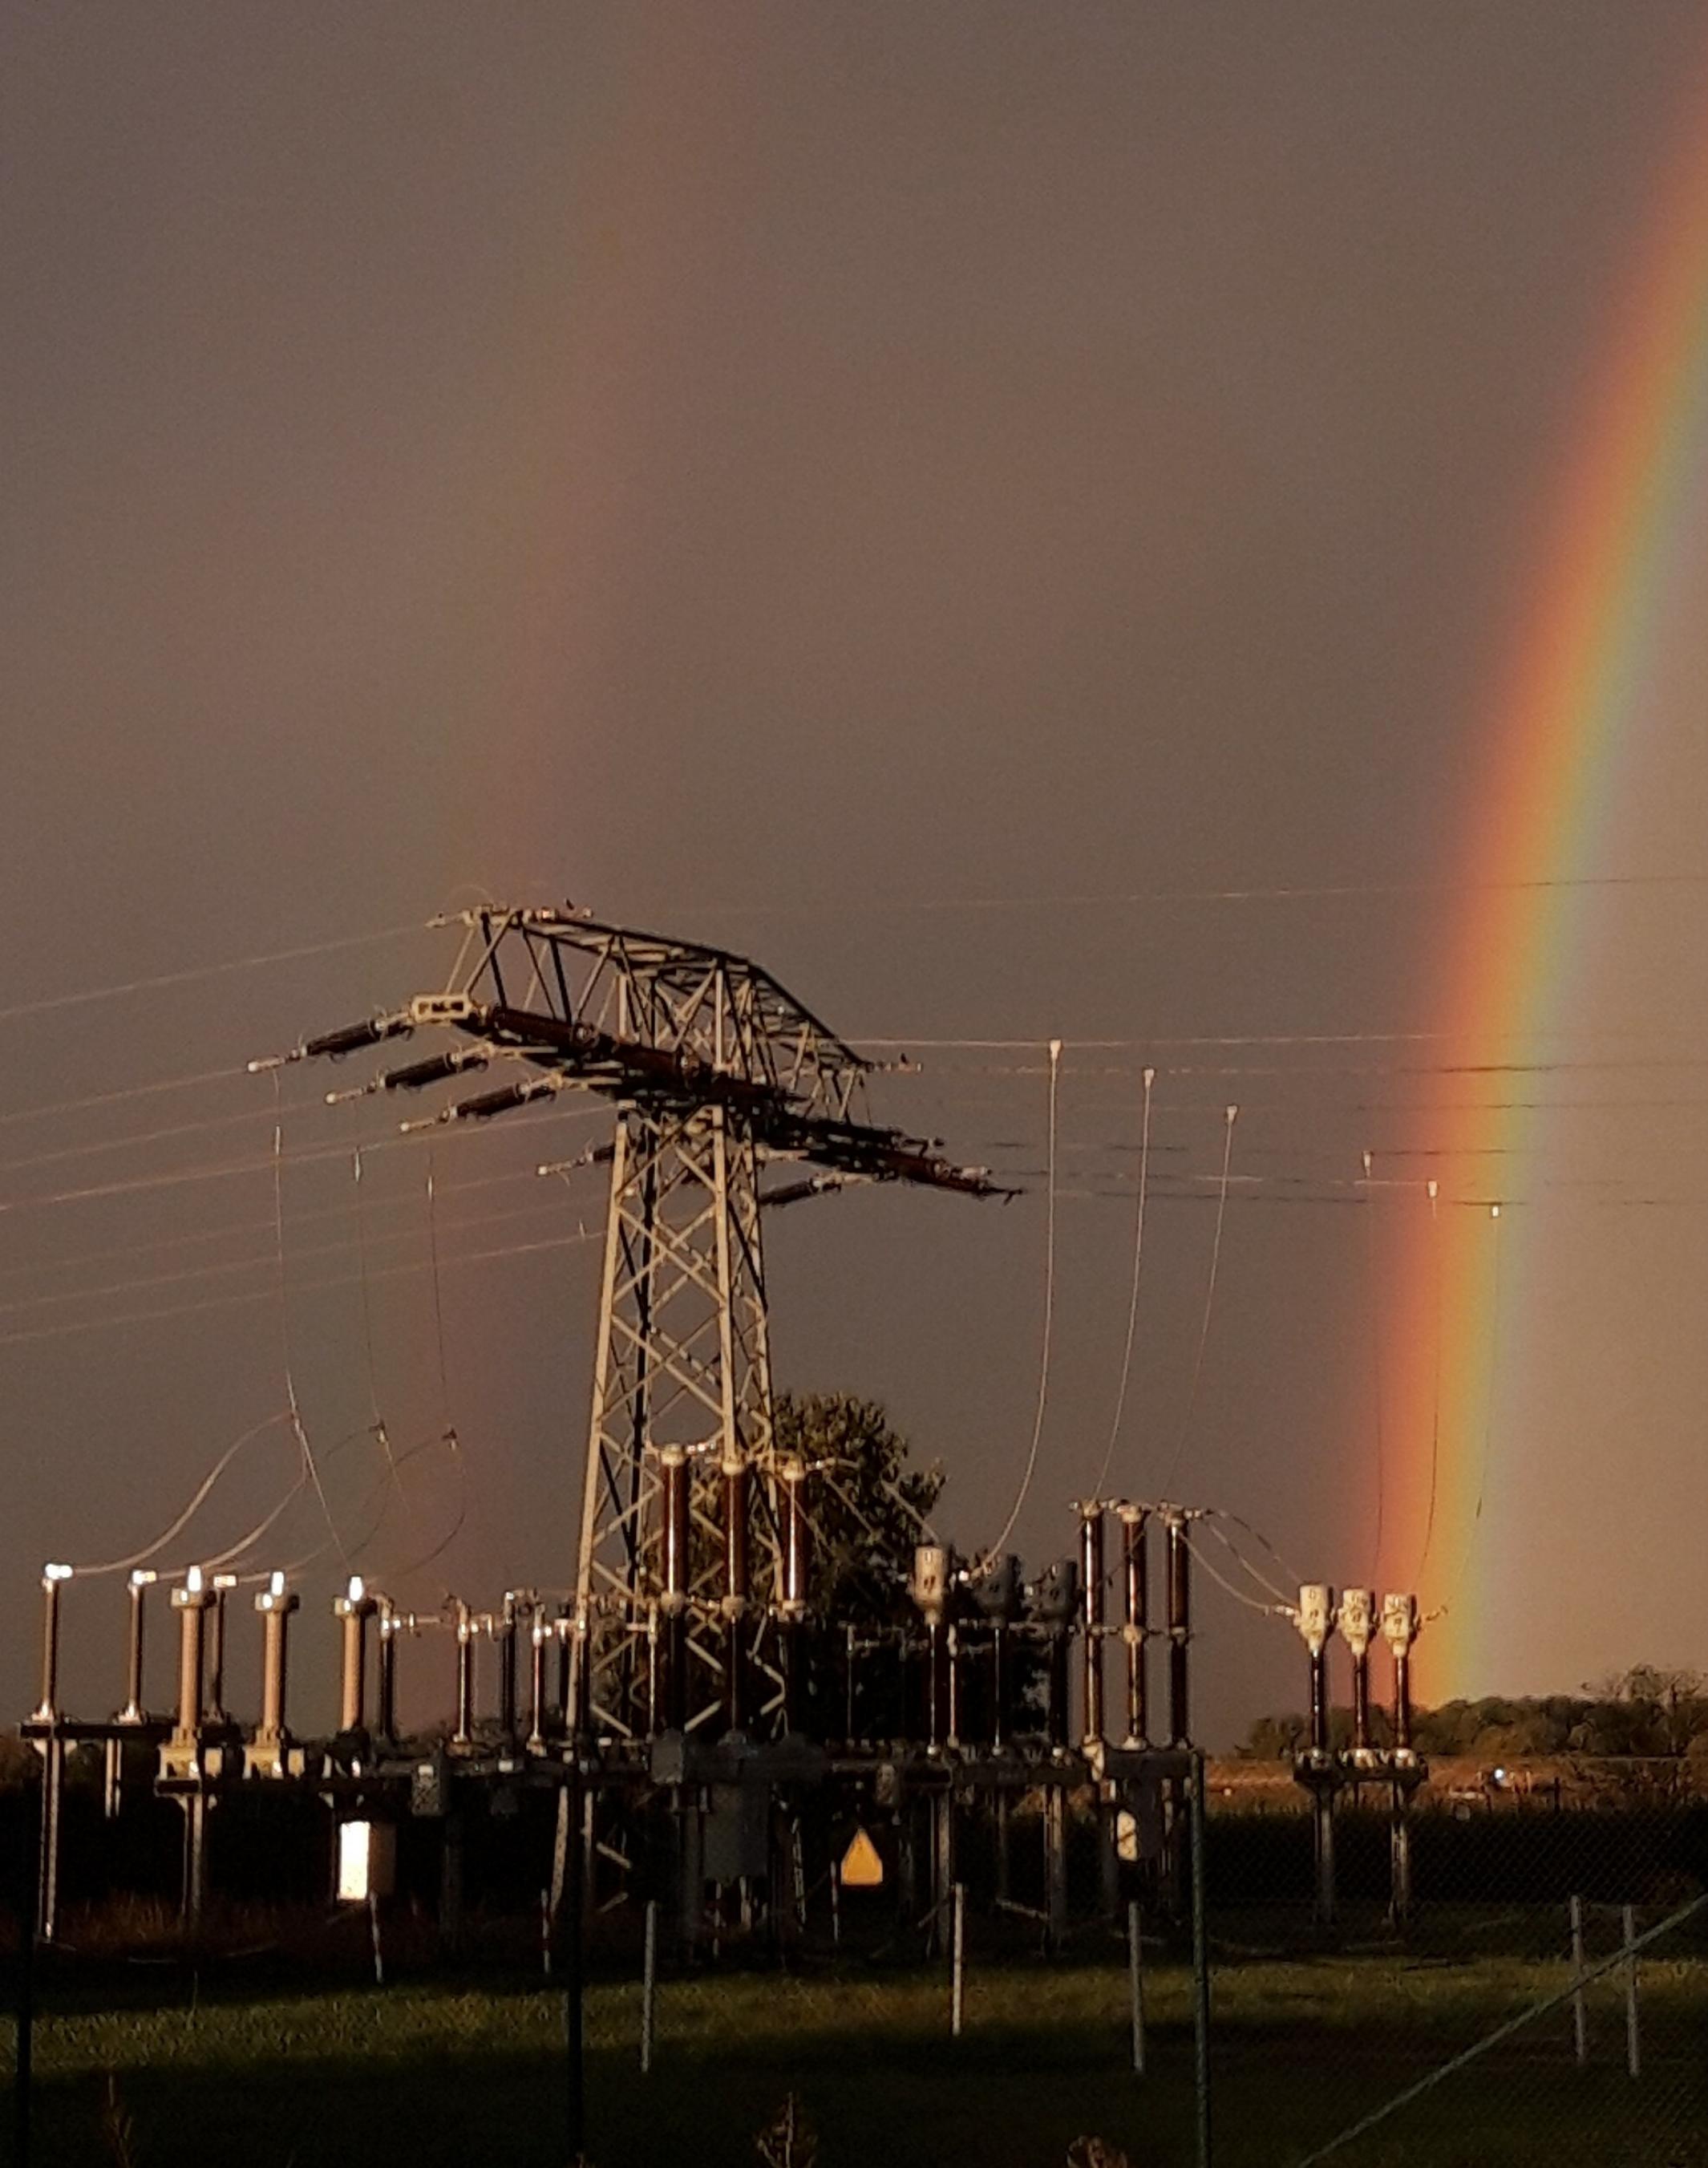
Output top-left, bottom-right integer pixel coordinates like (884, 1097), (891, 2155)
(14, 1944), (1708, 2167)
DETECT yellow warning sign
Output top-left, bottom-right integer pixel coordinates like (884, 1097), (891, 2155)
(840, 1826), (884, 1888)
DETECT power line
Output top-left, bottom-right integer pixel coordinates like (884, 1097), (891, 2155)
(678, 868), (1708, 921)
(0, 922), (427, 1027)
(1362, 1150), (1388, 1586)
(0, 1218), (606, 1352)
(1181, 1529), (1287, 1619)
(1091, 1064), (1154, 1501)
(0, 1099), (605, 1220)
(1201, 1506), (1301, 1601)
(1417, 1181), (1444, 1588)
(0, 1064), (252, 1133)
(855, 1023), (1708, 1052)
(978, 1039), (1062, 1568)
(1159, 1105), (1238, 1493)
(271, 1081), (346, 1568)
(66, 1412), (293, 1575)
(0, 1094), (322, 1185)
(0, 1161), (552, 1294)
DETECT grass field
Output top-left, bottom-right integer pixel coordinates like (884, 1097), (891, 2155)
(12, 1940), (1708, 2168)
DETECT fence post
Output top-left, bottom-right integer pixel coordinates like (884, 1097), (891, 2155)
(1622, 1903), (1640, 2080)
(14, 1777), (38, 2168)
(1312, 1789), (1336, 1929)
(36, 1732), (63, 1946)
(563, 1765), (585, 2158)
(641, 1898), (658, 2074)
(1568, 1894), (1587, 2069)
(1127, 1897), (1146, 2077)
(367, 1889), (385, 1988)
(1189, 1751), (1212, 2168)
(951, 1882), (965, 2038)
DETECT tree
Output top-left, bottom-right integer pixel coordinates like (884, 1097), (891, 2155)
(771, 1391), (944, 1628)
(1232, 1677), (1708, 1766)
(1236, 1712), (1308, 1761)
(768, 1392), (1067, 1743)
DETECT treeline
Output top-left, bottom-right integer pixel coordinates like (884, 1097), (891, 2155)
(1237, 1667), (1708, 1764)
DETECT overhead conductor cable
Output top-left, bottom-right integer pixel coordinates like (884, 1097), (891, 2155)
(1417, 1179), (1444, 1582)
(1091, 1064), (1156, 1500)
(67, 1412), (293, 1575)
(1363, 1148), (1388, 1583)
(978, 1037), (1062, 1570)
(272, 1076), (347, 1566)
(346, 1125), (403, 1505)
(1472, 1203), (1506, 1528)
(1160, 1103), (1239, 1493)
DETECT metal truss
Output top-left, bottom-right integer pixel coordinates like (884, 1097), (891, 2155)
(265, 906), (1005, 1737)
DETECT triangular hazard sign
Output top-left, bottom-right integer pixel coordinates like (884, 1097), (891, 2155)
(840, 1826), (884, 1887)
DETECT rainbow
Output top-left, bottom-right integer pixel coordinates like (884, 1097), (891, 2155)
(1378, 75), (1708, 1700)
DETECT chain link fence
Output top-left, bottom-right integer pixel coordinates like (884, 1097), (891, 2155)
(1199, 1759), (1708, 2166)
(5, 1761), (1708, 2165)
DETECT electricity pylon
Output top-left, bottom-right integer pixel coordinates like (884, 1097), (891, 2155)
(267, 906), (1002, 1738)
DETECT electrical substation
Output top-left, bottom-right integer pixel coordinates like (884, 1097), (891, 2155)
(18, 908), (1429, 1955)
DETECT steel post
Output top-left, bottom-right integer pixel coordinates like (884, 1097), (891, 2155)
(254, 1578), (297, 1755)
(1389, 1784), (1414, 1927)
(1165, 1514), (1192, 1748)
(563, 1765), (585, 2157)
(1309, 1644), (1329, 1758)
(35, 1732), (63, 1945)
(498, 1595), (519, 1745)
(1079, 1502), (1107, 1747)
(529, 1613), (551, 1750)
(554, 1605), (572, 1730)
(1313, 1790), (1337, 1928)
(1046, 1627), (1071, 1752)
(377, 1610), (399, 1743)
(1119, 1505), (1149, 1746)
(1044, 1785), (1068, 1949)
(334, 1580), (376, 1736)
(722, 1459), (750, 1732)
(34, 1570), (69, 1723)
(15, 1775), (37, 2165)
(1189, 1752), (1212, 2168)
(172, 1573), (214, 1746)
(454, 1603), (475, 1746)
(120, 1570), (154, 1724)
(660, 1446), (690, 1732)
(206, 1574), (237, 1722)
(779, 1455), (809, 1732)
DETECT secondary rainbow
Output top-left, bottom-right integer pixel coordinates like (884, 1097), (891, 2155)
(1378, 71), (1708, 1700)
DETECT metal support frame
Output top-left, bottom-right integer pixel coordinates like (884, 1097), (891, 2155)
(1164, 1514), (1192, 1749)
(1119, 1506), (1149, 1748)
(1043, 1785), (1069, 1948)
(1079, 1502), (1106, 1749)
(250, 1576), (299, 1776)
(577, 1099), (778, 1738)
(335, 1579), (377, 1739)
(269, 907), (1006, 1761)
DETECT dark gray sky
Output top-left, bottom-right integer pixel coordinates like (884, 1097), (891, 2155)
(4, 2), (1706, 1743)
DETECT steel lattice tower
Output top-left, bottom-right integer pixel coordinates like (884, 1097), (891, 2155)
(273, 906), (1001, 1738)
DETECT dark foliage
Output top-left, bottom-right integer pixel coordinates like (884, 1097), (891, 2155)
(1236, 1665), (1708, 1764)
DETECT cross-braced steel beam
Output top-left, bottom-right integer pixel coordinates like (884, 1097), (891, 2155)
(261, 906), (1007, 1742)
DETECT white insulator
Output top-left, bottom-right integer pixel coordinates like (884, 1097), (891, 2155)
(1338, 1587), (1376, 1659)
(1294, 1583), (1337, 1656)
(1380, 1591), (1420, 1655)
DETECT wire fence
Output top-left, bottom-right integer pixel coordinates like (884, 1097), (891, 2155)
(5, 1763), (1708, 2166)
